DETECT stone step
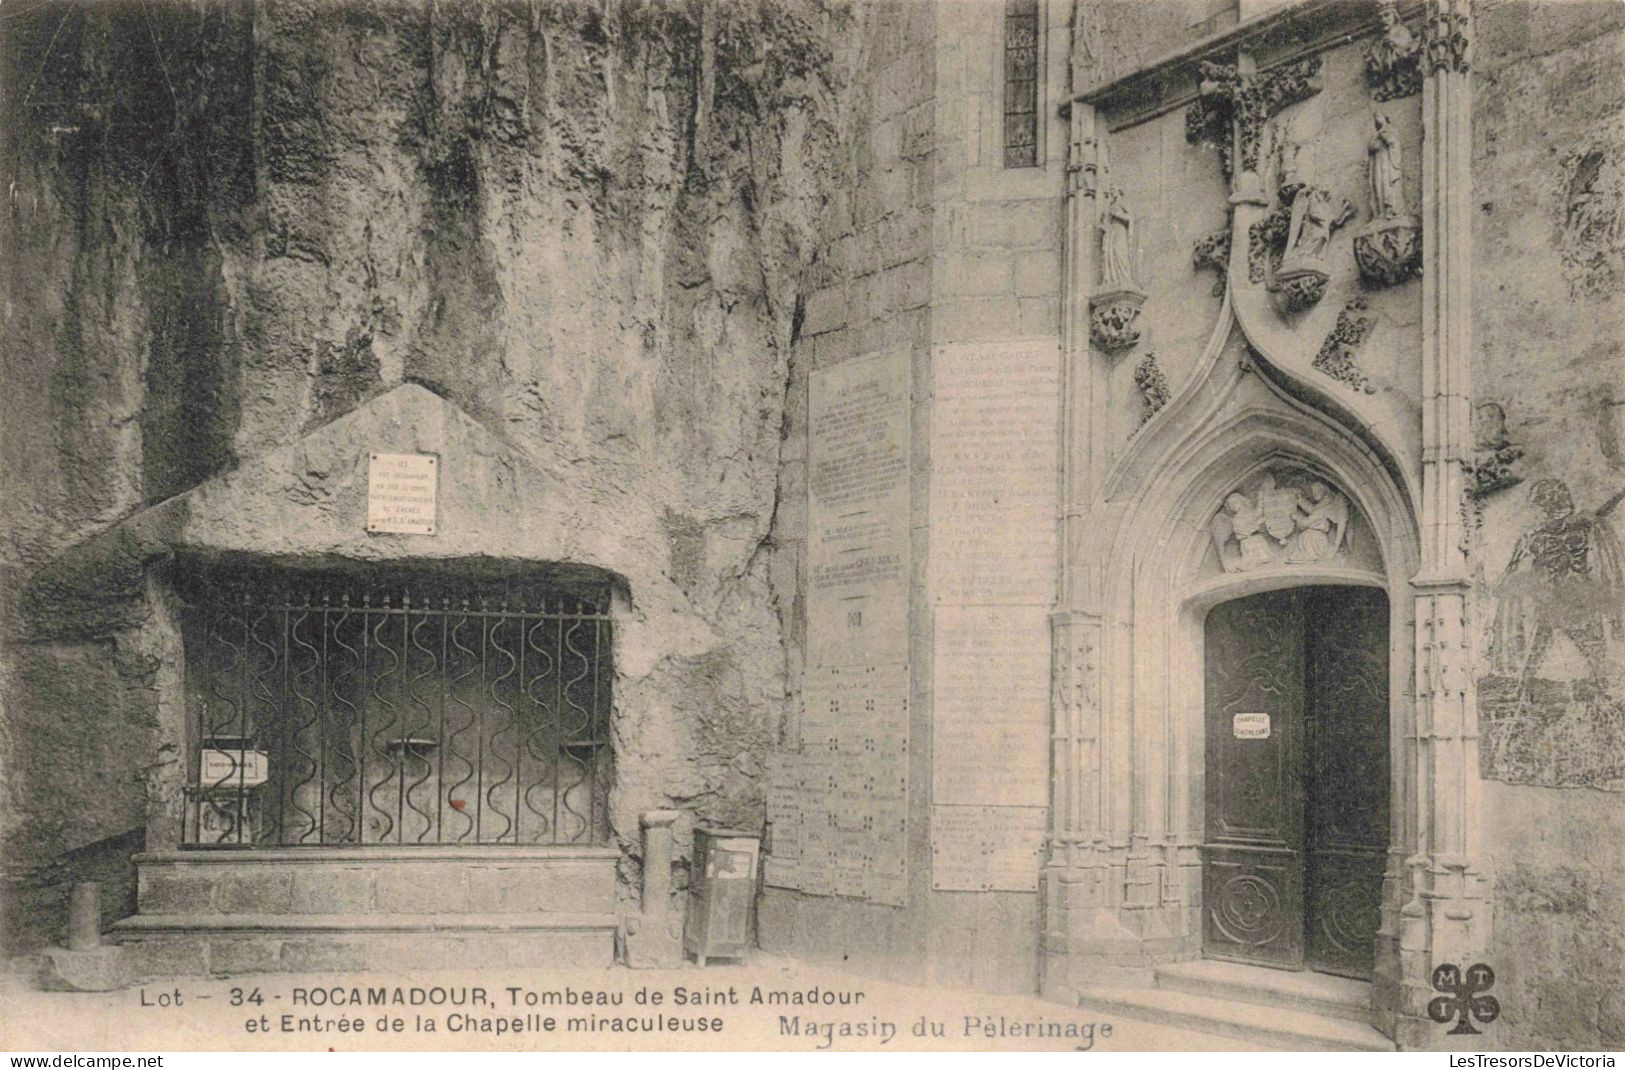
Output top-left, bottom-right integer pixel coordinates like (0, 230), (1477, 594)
(1076, 985), (1395, 1052)
(113, 913), (619, 979)
(1153, 959), (1373, 1023)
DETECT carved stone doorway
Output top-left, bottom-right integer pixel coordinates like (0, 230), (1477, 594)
(1202, 585), (1390, 980)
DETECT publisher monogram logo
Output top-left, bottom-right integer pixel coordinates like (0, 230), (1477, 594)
(1428, 963), (1500, 1035)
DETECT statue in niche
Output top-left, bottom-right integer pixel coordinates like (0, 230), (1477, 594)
(1490, 479), (1625, 693)
(1368, 113), (1406, 219)
(1090, 186), (1149, 353)
(1276, 186), (1354, 311)
(1209, 472), (1353, 572)
(1101, 186), (1137, 289)
(1354, 111), (1422, 286)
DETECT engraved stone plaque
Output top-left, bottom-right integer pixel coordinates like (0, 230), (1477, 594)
(367, 452), (438, 535)
(929, 340), (1060, 605)
(931, 604), (1050, 808)
(930, 804), (1047, 892)
(807, 351), (912, 667)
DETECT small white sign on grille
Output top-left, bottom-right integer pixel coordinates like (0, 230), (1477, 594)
(367, 452), (438, 535)
(1232, 712), (1272, 740)
(199, 749), (270, 787)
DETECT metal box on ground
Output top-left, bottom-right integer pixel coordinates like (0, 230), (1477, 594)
(683, 827), (759, 965)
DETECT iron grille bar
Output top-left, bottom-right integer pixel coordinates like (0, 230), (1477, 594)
(181, 567), (613, 849)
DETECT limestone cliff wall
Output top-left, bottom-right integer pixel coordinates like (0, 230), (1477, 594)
(0, 0), (876, 953)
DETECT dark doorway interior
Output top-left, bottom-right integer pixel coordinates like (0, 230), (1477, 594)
(1201, 585), (1390, 979)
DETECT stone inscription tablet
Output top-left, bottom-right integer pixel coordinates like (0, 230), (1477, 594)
(763, 663), (909, 906)
(929, 341), (1059, 605)
(807, 350), (911, 667)
(932, 604), (1050, 808)
(367, 452), (438, 535)
(930, 804), (1047, 892)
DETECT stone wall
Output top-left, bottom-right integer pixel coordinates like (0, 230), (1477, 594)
(0, 0), (878, 954)
(759, 0), (938, 982)
(1470, 1), (1625, 1050)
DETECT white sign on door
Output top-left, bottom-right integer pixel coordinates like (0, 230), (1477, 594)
(1232, 712), (1272, 740)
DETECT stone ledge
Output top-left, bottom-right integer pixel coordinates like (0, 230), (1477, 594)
(135, 846), (621, 864)
(112, 911), (619, 934)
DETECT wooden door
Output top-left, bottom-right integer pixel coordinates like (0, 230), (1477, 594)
(1304, 586), (1390, 978)
(1202, 586), (1390, 976)
(1203, 588), (1306, 968)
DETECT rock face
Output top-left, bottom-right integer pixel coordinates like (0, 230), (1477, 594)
(0, 0), (876, 952)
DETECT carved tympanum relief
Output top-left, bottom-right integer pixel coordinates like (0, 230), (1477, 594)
(1354, 112), (1421, 287)
(1208, 470), (1353, 573)
(1091, 186), (1149, 352)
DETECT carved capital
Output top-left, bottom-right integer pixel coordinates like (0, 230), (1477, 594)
(1466, 402), (1525, 499)
(1424, 2), (1470, 74)
(1354, 217), (1422, 286)
(1186, 55), (1323, 185)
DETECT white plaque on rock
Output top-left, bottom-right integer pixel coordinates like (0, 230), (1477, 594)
(807, 350), (911, 667)
(367, 452), (438, 535)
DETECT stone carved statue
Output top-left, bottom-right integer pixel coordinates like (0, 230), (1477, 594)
(1368, 113), (1406, 220)
(1354, 111), (1421, 286)
(1274, 185), (1354, 310)
(1287, 187), (1340, 263)
(1364, 1), (1422, 101)
(1210, 473), (1352, 572)
(1100, 187), (1137, 289)
(1288, 482), (1351, 563)
(1090, 186), (1148, 353)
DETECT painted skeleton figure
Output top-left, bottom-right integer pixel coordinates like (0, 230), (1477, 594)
(1491, 479), (1625, 691)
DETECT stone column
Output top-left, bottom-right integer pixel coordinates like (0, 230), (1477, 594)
(624, 810), (683, 968)
(1394, 0), (1490, 1048)
(1042, 102), (1141, 999)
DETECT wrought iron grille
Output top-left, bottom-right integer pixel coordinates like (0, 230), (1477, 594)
(178, 566), (613, 848)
